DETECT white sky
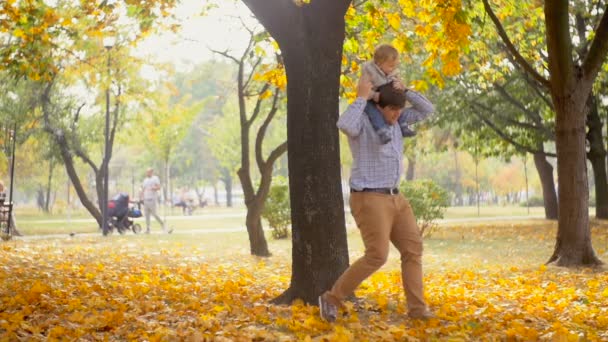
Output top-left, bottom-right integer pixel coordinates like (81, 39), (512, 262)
(134, 0), (258, 72)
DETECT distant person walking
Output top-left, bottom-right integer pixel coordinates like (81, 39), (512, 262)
(140, 168), (172, 234)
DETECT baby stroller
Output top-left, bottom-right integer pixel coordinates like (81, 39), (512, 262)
(107, 193), (142, 234)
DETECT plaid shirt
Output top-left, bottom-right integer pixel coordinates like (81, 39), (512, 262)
(337, 91), (435, 190)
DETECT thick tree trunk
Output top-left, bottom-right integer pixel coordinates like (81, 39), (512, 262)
(586, 95), (608, 219)
(406, 156), (415, 181)
(533, 152), (558, 219)
(547, 87), (601, 266)
(242, 0), (351, 305)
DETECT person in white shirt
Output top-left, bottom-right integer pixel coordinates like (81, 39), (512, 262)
(140, 168), (172, 234)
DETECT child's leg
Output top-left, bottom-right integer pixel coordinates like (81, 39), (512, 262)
(397, 112), (416, 138)
(364, 100), (392, 144)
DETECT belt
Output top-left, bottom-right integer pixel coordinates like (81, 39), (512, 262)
(351, 187), (399, 195)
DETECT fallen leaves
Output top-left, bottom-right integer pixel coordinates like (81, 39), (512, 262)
(0, 223), (607, 341)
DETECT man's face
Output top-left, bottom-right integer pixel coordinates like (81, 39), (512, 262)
(377, 105), (403, 125)
(146, 169), (153, 177)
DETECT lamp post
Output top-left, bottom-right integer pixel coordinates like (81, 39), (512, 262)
(102, 37), (115, 236)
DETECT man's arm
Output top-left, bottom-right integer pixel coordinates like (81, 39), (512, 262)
(336, 74), (373, 137)
(336, 98), (367, 137)
(402, 90), (435, 124)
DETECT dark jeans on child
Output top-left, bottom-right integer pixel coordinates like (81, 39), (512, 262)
(365, 100), (416, 144)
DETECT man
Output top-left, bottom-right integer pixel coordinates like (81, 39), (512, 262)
(318, 74), (435, 322)
(140, 168), (172, 234)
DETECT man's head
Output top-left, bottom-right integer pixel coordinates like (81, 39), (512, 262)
(146, 168), (154, 177)
(376, 82), (406, 125)
(373, 44), (399, 75)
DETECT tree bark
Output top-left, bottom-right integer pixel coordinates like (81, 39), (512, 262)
(242, 0), (351, 305)
(406, 156), (415, 181)
(533, 152), (558, 219)
(544, 0), (604, 266)
(44, 158), (54, 213)
(221, 168), (233, 207)
(546, 84), (600, 266)
(586, 94), (608, 219)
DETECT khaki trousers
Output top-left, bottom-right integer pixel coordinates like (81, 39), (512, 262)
(325, 191), (427, 315)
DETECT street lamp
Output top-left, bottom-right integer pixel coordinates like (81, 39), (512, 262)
(102, 36), (115, 236)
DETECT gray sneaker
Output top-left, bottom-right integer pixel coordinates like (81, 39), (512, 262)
(318, 294), (337, 322)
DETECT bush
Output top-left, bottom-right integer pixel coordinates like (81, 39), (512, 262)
(520, 196), (544, 207)
(262, 176), (291, 239)
(399, 179), (449, 238)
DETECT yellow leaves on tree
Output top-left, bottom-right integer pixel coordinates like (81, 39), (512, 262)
(342, 0), (472, 100)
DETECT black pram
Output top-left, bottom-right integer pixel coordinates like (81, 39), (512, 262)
(107, 192), (142, 234)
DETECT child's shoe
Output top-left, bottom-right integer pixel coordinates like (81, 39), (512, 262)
(377, 126), (392, 144)
(400, 123), (416, 138)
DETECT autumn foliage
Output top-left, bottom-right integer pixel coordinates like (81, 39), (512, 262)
(1, 221), (607, 340)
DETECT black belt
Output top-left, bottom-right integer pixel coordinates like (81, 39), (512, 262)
(351, 187), (399, 195)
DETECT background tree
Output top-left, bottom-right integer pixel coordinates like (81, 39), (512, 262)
(481, 0), (608, 266)
(212, 27), (288, 257)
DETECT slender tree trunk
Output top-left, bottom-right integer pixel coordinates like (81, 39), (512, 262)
(44, 158), (54, 213)
(213, 183), (219, 206)
(406, 156), (415, 181)
(238, 167), (271, 256)
(533, 152), (558, 219)
(221, 169), (233, 207)
(586, 94), (608, 219)
(453, 149), (463, 206)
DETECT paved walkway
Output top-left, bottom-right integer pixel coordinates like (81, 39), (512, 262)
(12, 213), (546, 241)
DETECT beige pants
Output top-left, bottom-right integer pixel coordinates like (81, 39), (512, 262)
(324, 191), (427, 315)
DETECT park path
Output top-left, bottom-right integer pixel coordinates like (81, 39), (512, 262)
(14, 212), (545, 241)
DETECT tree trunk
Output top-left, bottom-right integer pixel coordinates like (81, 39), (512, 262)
(547, 86), (601, 266)
(244, 199), (270, 256)
(533, 152), (558, 219)
(55, 134), (102, 226)
(44, 158), (54, 213)
(238, 167), (271, 257)
(406, 156), (415, 181)
(242, 0), (351, 305)
(586, 94), (608, 219)
(453, 149), (463, 206)
(221, 168), (233, 207)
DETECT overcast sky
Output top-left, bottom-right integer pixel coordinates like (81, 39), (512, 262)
(134, 0), (258, 72)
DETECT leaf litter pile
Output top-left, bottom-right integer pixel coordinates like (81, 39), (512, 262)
(1, 221), (607, 341)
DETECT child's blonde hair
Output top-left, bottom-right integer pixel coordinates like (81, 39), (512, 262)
(373, 44), (399, 64)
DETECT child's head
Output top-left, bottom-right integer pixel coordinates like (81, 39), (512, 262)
(373, 44), (399, 75)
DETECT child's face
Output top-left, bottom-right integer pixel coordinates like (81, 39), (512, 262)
(378, 58), (398, 75)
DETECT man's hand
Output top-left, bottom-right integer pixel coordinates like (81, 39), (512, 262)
(356, 73), (373, 100)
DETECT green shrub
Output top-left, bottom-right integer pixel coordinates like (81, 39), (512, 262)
(399, 179), (449, 238)
(520, 196), (545, 207)
(262, 176), (291, 239)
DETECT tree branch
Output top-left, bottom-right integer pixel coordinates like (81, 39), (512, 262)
(582, 3), (608, 82)
(248, 83), (271, 126)
(482, 0), (550, 88)
(469, 100), (556, 157)
(255, 88), (280, 174)
(544, 0), (574, 92)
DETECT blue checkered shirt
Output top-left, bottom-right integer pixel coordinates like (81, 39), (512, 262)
(337, 91), (435, 190)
